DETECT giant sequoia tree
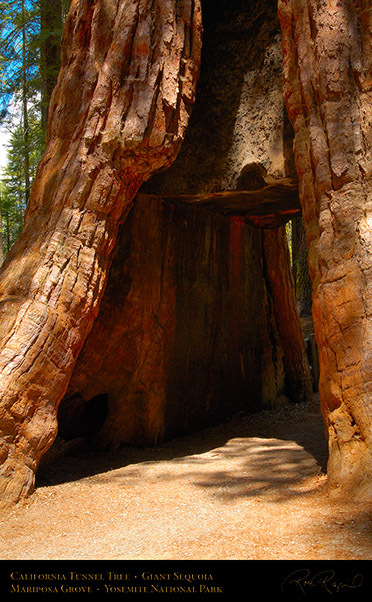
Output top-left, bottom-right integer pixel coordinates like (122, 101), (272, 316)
(279, 0), (372, 498)
(0, 0), (371, 507)
(0, 0), (202, 506)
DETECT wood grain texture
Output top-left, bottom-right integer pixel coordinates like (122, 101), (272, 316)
(279, 0), (372, 498)
(0, 0), (202, 507)
(57, 194), (311, 452)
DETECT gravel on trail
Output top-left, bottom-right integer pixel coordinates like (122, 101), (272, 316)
(1, 395), (372, 561)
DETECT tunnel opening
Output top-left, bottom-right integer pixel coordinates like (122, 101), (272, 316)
(40, 394), (109, 467)
(40, 0), (316, 470)
(57, 393), (110, 441)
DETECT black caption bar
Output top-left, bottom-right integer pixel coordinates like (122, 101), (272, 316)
(1, 560), (370, 601)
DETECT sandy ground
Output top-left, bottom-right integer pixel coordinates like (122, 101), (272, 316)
(1, 394), (372, 562)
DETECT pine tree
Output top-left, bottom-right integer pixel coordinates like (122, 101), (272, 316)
(291, 217), (312, 317)
(0, 0), (70, 257)
(40, 0), (62, 133)
(1, 107), (42, 254)
(0, 0), (41, 204)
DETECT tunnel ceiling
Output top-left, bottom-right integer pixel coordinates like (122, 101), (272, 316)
(142, 0), (296, 210)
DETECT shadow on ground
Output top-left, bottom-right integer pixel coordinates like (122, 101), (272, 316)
(36, 396), (328, 504)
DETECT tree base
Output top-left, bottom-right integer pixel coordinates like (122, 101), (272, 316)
(0, 456), (35, 509)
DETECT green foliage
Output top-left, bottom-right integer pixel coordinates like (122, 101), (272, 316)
(62, 0), (72, 21)
(0, 0), (70, 260)
(0, 0), (42, 259)
(0, 0), (40, 120)
(1, 108), (43, 254)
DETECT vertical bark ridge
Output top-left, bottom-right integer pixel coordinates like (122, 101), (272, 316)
(279, 0), (372, 498)
(0, 0), (202, 507)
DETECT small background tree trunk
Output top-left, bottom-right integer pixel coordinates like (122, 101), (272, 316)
(292, 217), (312, 317)
(40, 0), (62, 135)
(21, 0), (31, 205)
(264, 226), (313, 404)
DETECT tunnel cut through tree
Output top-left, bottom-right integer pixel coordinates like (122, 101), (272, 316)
(55, 0), (312, 455)
(0, 0), (371, 507)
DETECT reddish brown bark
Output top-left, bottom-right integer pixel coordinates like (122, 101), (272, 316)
(0, 0), (316, 508)
(0, 0), (202, 507)
(55, 194), (311, 452)
(160, 177), (302, 228)
(263, 226), (313, 405)
(279, 0), (372, 498)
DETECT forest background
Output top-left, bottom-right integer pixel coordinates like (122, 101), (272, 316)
(0, 0), (72, 263)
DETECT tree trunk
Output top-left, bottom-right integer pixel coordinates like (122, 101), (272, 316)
(143, 0), (312, 404)
(55, 194), (311, 453)
(0, 0), (202, 508)
(132, 0), (312, 434)
(21, 0), (31, 205)
(263, 226), (313, 404)
(40, 0), (63, 134)
(279, 0), (372, 498)
(292, 217), (312, 317)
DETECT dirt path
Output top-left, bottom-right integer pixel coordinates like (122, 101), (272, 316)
(1, 396), (372, 561)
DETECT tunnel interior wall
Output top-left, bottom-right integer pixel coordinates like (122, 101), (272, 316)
(59, 194), (290, 448)
(55, 0), (311, 452)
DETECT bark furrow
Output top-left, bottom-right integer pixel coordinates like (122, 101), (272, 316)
(279, 0), (372, 498)
(0, 0), (202, 507)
